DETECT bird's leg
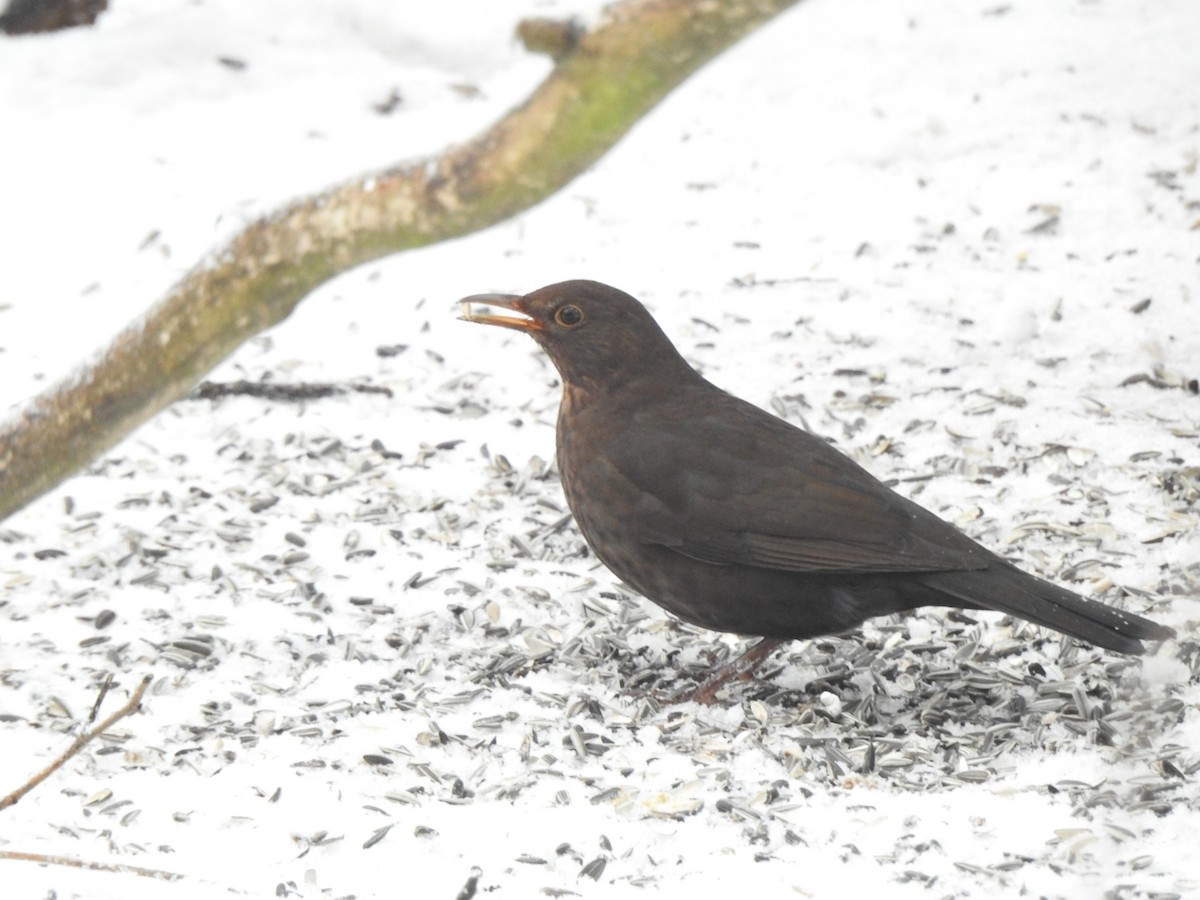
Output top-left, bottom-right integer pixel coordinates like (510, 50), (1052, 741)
(668, 637), (787, 705)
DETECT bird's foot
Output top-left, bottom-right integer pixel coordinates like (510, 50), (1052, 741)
(648, 637), (787, 706)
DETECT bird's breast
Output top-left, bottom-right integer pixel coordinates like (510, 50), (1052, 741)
(556, 394), (640, 554)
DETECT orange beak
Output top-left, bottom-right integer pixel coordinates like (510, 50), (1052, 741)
(458, 293), (541, 333)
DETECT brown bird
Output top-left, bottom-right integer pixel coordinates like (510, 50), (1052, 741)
(460, 280), (1174, 702)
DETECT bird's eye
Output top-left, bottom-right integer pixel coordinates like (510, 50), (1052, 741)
(555, 304), (584, 327)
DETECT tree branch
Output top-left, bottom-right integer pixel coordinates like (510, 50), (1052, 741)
(0, 0), (799, 523)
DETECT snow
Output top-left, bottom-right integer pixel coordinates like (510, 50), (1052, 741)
(1, 0), (1198, 898)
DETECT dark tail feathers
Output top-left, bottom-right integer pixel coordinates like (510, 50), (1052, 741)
(923, 562), (1174, 655)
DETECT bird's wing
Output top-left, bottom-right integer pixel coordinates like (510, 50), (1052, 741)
(602, 393), (989, 575)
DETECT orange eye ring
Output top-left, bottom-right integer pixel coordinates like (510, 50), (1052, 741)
(555, 304), (584, 327)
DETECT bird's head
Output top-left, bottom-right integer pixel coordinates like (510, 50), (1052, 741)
(459, 280), (697, 393)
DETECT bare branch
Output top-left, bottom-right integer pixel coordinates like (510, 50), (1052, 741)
(0, 850), (183, 882)
(0, 674), (151, 813)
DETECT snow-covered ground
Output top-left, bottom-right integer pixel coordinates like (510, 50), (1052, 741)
(1, 0), (1198, 897)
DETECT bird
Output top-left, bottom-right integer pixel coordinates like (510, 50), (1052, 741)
(459, 279), (1174, 703)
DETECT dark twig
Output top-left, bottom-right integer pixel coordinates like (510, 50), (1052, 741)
(86, 672), (113, 725)
(193, 380), (394, 402)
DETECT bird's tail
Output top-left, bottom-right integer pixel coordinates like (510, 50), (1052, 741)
(923, 563), (1174, 655)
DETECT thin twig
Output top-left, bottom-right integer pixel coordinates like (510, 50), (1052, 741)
(86, 672), (113, 725)
(193, 380), (394, 401)
(0, 849), (182, 881)
(0, 674), (151, 812)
